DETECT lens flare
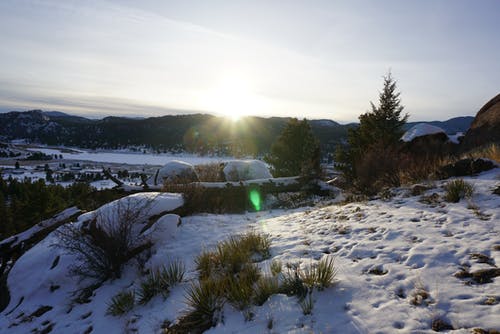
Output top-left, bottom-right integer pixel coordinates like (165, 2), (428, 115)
(249, 189), (261, 211)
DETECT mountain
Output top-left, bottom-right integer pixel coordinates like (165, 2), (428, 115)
(0, 110), (475, 155)
(0, 111), (347, 155)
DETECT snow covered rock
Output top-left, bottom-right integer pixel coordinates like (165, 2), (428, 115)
(143, 213), (181, 245)
(77, 192), (184, 232)
(223, 160), (272, 181)
(150, 160), (199, 186)
(401, 123), (447, 142)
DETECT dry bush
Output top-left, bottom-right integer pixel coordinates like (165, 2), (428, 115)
(55, 197), (154, 282)
(398, 154), (454, 185)
(195, 163), (226, 182)
(353, 143), (401, 195)
(165, 183), (249, 214)
(463, 143), (500, 163)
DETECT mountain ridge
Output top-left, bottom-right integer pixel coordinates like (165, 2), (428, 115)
(0, 110), (473, 154)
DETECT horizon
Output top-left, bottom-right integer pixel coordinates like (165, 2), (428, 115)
(0, 108), (477, 125)
(0, 1), (499, 123)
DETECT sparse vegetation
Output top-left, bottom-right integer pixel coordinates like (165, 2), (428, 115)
(171, 233), (338, 332)
(106, 290), (135, 316)
(270, 259), (282, 276)
(299, 291), (314, 315)
(137, 268), (172, 304)
(253, 276), (280, 306)
(464, 143), (500, 163)
(179, 279), (225, 332)
(444, 179), (474, 202)
(55, 197), (154, 283)
(195, 163), (225, 182)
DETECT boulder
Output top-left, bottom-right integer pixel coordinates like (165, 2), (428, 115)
(223, 160), (272, 181)
(400, 124), (456, 157)
(435, 158), (497, 179)
(462, 93), (500, 150)
(401, 123), (448, 142)
(151, 160), (199, 186)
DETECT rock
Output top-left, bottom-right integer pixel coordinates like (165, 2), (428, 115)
(401, 123), (447, 142)
(400, 124), (457, 157)
(436, 158), (496, 179)
(493, 185), (500, 196)
(144, 214), (181, 244)
(150, 161), (199, 186)
(462, 93), (500, 150)
(223, 160), (272, 181)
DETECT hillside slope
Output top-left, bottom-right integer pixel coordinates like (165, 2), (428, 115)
(0, 169), (498, 333)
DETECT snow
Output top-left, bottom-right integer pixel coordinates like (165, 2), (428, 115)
(77, 192), (184, 232)
(150, 160), (198, 185)
(448, 132), (464, 144)
(27, 147), (232, 165)
(401, 123), (446, 142)
(0, 206), (80, 250)
(1, 168), (499, 333)
(223, 160), (273, 181)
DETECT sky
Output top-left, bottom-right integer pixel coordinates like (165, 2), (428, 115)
(0, 0), (499, 123)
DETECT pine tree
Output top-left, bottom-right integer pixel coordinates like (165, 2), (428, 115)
(337, 71), (408, 191)
(265, 118), (321, 177)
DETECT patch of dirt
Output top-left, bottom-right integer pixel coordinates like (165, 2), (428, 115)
(470, 253), (495, 266)
(431, 317), (453, 332)
(455, 268), (500, 284)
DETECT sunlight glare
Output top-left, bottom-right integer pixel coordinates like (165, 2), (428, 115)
(201, 76), (262, 121)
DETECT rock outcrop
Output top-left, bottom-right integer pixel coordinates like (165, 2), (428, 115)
(400, 123), (457, 157)
(462, 93), (500, 150)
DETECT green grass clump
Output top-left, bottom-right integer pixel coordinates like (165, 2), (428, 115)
(444, 179), (474, 203)
(270, 259), (282, 276)
(280, 266), (308, 300)
(299, 291), (314, 315)
(106, 290), (135, 316)
(177, 233), (337, 332)
(226, 276), (255, 311)
(163, 259), (186, 285)
(183, 279), (224, 330)
(138, 262), (185, 305)
(315, 257), (338, 290)
(253, 276), (280, 306)
(195, 231), (271, 280)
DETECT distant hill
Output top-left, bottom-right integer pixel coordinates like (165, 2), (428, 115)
(0, 110), (474, 155)
(0, 110), (347, 155)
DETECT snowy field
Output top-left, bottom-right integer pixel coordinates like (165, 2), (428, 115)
(0, 169), (499, 333)
(28, 147), (232, 165)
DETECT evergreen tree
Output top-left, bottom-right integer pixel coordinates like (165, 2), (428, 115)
(265, 118), (321, 177)
(337, 72), (408, 190)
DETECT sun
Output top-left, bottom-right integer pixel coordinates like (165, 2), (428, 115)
(201, 76), (261, 121)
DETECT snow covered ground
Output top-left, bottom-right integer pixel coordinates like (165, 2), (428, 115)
(28, 147), (232, 165)
(1, 169), (499, 333)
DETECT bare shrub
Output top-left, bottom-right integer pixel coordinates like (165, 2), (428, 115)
(463, 143), (500, 163)
(195, 163), (226, 182)
(55, 196), (155, 282)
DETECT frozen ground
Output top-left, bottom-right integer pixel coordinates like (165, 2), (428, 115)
(0, 169), (499, 333)
(27, 147), (232, 165)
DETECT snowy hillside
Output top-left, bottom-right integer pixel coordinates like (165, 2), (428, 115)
(1, 169), (499, 333)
